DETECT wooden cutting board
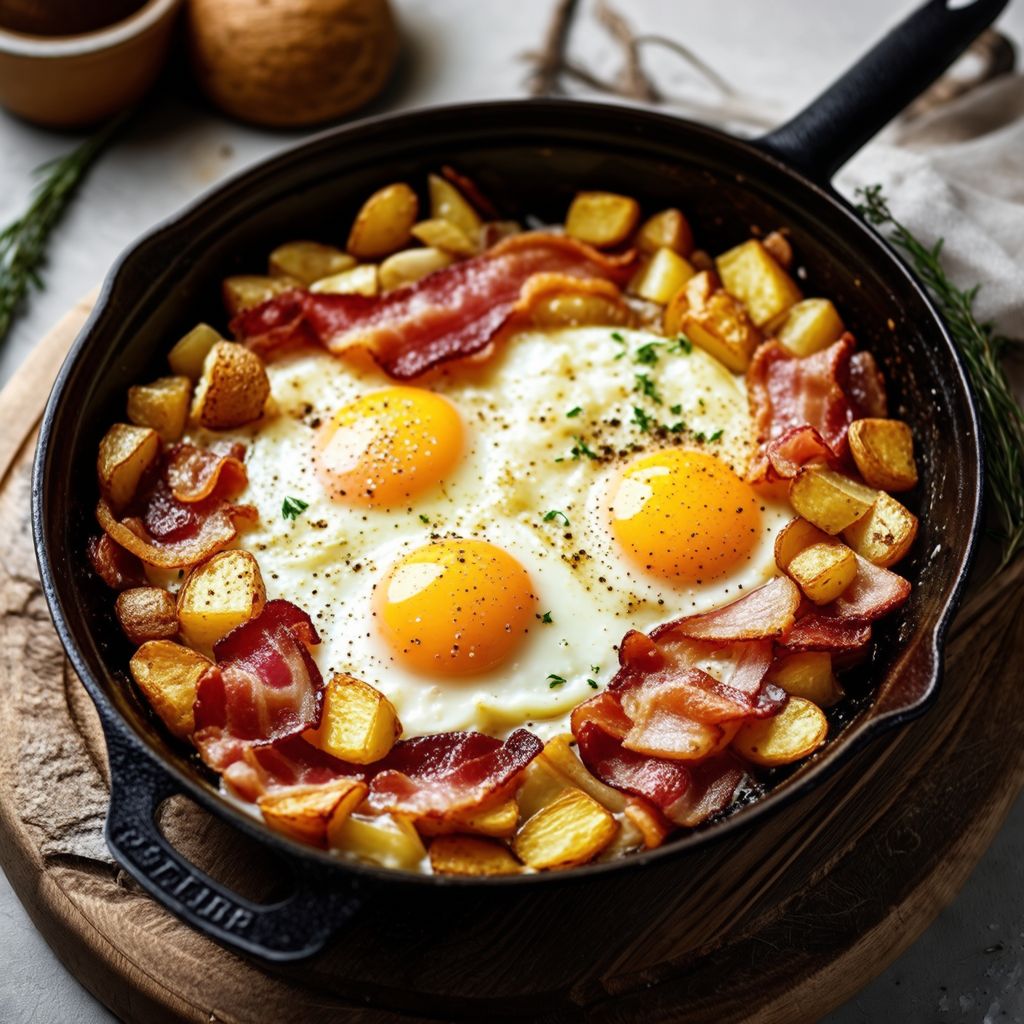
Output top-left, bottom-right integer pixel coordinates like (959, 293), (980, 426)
(1, 300), (1023, 1024)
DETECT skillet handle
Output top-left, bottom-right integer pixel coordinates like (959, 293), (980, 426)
(103, 724), (363, 962)
(756, 0), (1009, 183)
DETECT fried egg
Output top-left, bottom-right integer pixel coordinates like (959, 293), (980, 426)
(191, 327), (792, 741)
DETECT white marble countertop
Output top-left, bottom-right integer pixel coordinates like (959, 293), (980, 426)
(1, 1), (1023, 1020)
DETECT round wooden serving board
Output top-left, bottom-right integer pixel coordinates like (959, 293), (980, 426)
(1, 300), (1023, 1024)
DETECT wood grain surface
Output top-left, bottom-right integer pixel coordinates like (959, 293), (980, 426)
(1, 304), (1022, 1023)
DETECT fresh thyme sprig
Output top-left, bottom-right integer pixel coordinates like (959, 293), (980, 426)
(0, 113), (127, 343)
(857, 185), (1024, 567)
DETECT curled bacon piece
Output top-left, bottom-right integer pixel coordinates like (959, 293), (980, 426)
(779, 614), (872, 653)
(223, 734), (361, 803)
(831, 555), (911, 621)
(759, 425), (840, 482)
(664, 576), (801, 642)
(231, 232), (637, 379)
(87, 533), (147, 590)
(166, 442), (247, 503)
(365, 728), (542, 819)
(192, 600), (325, 772)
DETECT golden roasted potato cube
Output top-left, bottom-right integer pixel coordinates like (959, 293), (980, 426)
(774, 516), (831, 571)
(623, 800), (671, 850)
(429, 836), (521, 876)
(191, 341), (270, 430)
(129, 639), (212, 738)
(787, 539), (858, 605)
(665, 270), (762, 373)
(529, 291), (631, 329)
(516, 755), (572, 821)
(716, 239), (802, 327)
(97, 423), (161, 512)
(428, 173), (483, 237)
(513, 787), (618, 870)
(259, 779), (367, 849)
(843, 491), (919, 567)
(628, 247), (696, 304)
(379, 247), (453, 290)
(168, 323), (223, 379)
(347, 182), (418, 260)
(848, 418), (918, 492)
(636, 207), (693, 256)
(733, 696), (828, 767)
(540, 734), (630, 813)
(115, 587), (178, 645)
(417, 799), (519, 839)
(565, 191), (640, 248)
(177, 549), (266, 650)
(268, 241), (355, 285)
(222, 275), (297, 317)
(411, 218), (477, 256)
(127, 375), (192, 444)
(309, 264), (379, 297)
(775, 298), (845, 357)
(767, 652), (843, 707)
(788, 466), (879, 535)
(304, 674), (401, 765)
(328, 813), (427, 870)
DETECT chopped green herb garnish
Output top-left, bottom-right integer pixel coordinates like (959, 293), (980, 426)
(634, 341), (662, 365)
(281, 496), (309, 520)
(611, 330), (627, 359)
(634, 373), (662, 404)
(547, 673), (567, 688)
(570, 435), (599, 461)
(670, 334), (693, 354)
(587, 679), (599, 689)
(669, 421), (685, 433)
(566, 405), (583, 418)
(632, 406), (653, 432)
(708, 429), (724, 442)
(590, 664), (600, 674)
(670, 403), (683, 415)
(538, 611), (554, 624)
(542, 509), (570, 526)
(694, 431), (706, 443)
(418, 513), (430, 523)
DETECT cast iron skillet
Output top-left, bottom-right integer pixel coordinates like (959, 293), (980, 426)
(33, 0), (1000, 963)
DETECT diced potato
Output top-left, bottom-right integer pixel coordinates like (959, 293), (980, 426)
(222, 275), (298, 317)
(529, 291), (632, 329)
(309, 264), (379, 297)
(636, 208), (693, 256)
(843, 491), (919, 568)
(733, 696), (828, 767)
(417, 799), (519, 839)
(328, 813), (427, 870)
(168, 323), (223, 379)
(628, 247), (696, 304)
(411, 218), (478, 257)
(97, 423), (161, 512)
(379, 247), (453, 290)
(716, 239), (802, 327)
(787, 539), (858, 605)
(848, 418), (918, 492)
(767, 652), (844, 707)
(191, 341), (270, 430)
(428, 836), (521, 876)
(268, 241), (355, 285)
(115, 587), (178, 644)
(788, 466), (879, 535)
(346, 182), (418, 260)
(664, 270), (762, 373)
(176, 549), (266, 650)
(127, 376), (192, 444)
(774, 516), (832, 571)
(565, 191), (640, 248)
(516, 754), (573, 821)
(541, 735), (630, 813)
(259, 779), (367, 849)
(129, 639), (213, 738)
(428, 173), (483, 238)
(623, 800), (671, 849)
(304, 674), (401, 765)
(513, 787), (618, 870)
(775, 298), (845, 357)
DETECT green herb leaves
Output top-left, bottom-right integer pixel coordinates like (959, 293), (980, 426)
(547, 673), (567, 688)
(281, 496), (309, 521)
(542, 509), (570, 526)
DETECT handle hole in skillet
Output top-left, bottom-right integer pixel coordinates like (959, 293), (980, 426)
(155, 794), (291, 904)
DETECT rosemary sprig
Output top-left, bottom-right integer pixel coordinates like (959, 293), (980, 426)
(0, 113), (127, 343)
(857, 184), (1024, 567)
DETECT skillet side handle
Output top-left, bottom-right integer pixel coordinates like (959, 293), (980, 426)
(102, 725), (363, 962)
(756, 0), (1009, 183)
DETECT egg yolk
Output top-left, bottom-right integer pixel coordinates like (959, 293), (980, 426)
(610, 448), (762, 582)
(376, 539), (536, 676)
(315, 386), (463, 507)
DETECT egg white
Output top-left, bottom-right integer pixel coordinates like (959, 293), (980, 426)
(184, 327), (792, 742)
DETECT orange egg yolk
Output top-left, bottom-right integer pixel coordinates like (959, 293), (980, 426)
(315, 386), (463, 507)
(376, 539), (537, 676)
(610, 448), (762, 582)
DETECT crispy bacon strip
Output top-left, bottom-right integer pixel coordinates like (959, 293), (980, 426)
(663, 576), (801, 642)
(831, 555), (911, 621)
(87, 533), (147, 590)
(166, 442), (247, 504)
(848, 350), (888, 418)
(758, 425), (840, 482)
(779, 614), (872, 653)
(192, 600), (325, 772)
(365, 728), (542, 819)
(223, 734), (362, 803)
(231, 232), (636, 379)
